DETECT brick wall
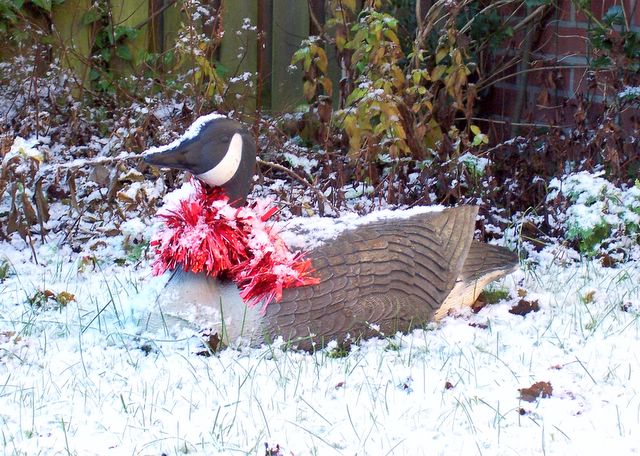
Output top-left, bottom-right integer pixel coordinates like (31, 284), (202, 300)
(480, 0), (640, 139)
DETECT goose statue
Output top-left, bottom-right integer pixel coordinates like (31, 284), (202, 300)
(143, 115), (518, 350)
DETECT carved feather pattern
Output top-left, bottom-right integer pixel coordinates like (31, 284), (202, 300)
(261, 206), (479, 349)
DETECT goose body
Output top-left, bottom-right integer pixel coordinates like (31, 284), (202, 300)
(144, 116), (518, 349)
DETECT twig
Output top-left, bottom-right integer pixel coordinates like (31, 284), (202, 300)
(257, 158), (340, 216)
(461, 116), (570, 129)
(477, 64), (590, 92)
(35, 152), (143, 181)
(32, 152), (339, 216)
(133, 0), (180, 30)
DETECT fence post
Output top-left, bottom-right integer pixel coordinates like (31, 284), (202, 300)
(220, 0), (258, 111)
(111, 0), (149, 71)
(271, 0), (309, 112)
(51, 0), (92, 90)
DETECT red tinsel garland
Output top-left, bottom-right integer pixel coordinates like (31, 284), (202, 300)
(151, 181), (319, 312)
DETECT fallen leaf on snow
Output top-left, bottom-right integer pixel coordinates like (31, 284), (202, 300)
(509, 298), (540, 316)
(519, 381), (553, 402)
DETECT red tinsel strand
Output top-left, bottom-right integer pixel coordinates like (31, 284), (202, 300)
(151, 179), (318, 311)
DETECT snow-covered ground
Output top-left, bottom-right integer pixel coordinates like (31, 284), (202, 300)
(1, 209), (639, 455)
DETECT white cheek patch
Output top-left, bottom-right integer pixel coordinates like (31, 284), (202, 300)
(196, 133), (243, 186)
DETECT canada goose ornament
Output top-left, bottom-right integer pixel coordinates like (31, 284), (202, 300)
(143, 114), (518, 350)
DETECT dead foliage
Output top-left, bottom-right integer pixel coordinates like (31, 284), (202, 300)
(509, 299), (540, 316)
(519, 381), (553, 402)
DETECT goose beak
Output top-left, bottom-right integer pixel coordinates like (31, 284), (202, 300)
(143, 144), (195, 171)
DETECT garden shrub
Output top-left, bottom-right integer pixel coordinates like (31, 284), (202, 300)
(547, 172), (640, 257)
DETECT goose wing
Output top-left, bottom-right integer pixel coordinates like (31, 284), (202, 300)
(262, 206), (478, 349)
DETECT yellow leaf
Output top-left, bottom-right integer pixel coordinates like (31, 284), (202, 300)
(424, 118), (443, 149)
(316, 48), (328, 73)
(436, 47), (448, 64)
(384, 29), (400, 44)
(392, 66), (405, 85)
(431, 65), (447, 81)
(303, 80), (317, 101)
(470, 124), (481, 136)
(343, 0), (356, 13)
(320, 77), (333, 97)
(452, 49), (463, 65)
(393, 123), (406, 140)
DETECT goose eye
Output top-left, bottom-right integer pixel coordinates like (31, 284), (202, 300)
(220, 135), (231, 143)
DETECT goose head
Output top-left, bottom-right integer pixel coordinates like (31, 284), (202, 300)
(144, 116), (256, 206)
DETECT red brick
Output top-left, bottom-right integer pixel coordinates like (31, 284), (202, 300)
(482, 86), (519, 118)
(536, 26), (589, 57)
(556, 0), (573, 22)
(631, 1), (640, 26)
(528, 62), (571, 94)
(572, 67), (595, 95)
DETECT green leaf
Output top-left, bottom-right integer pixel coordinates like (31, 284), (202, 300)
(603, 5), (624, 25)
(346, 87), (367, 105)
(81, 7), (102, 26)
(163, 50), (174, 66)
(470, 124), (481, 135)
(214, 61), (230, 77)
(116, 44), (132, 61)
(291, 47), (307, 64)
(114, 25), (139, 42)
(100, 47), (111, 62)
(30, 0), (51, 12)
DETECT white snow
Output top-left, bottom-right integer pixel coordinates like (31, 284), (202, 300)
(619, 85), (640, 100)
(2, 199), (640, 456)
(282, 151), (318, 175)
(459, 151), (490, 175)
(4, 136), (44, 166)
(547, 171), (640, 256)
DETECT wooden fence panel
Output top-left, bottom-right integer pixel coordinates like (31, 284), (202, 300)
(220, 0), (258, 110)
(51, 0), (92, 88)
(111, 0), (149, 69)
(271, 0), (309, 112)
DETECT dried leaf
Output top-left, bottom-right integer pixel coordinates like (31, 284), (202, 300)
(509, 299), (540, 316)
(468, 322), (488, 329)
(34, 179), (50, 236)
(119, 169), (144, 183)
(20, 191), (38, 225)
(519, 381), (553, 402)
(0, 331), (21, 343)
(582, 290), (596, 304)
(196, 333), (221, 356)
(91, 164), (111, 187)
(56, 291), (76, 306)
(67, 171), (79, 210)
